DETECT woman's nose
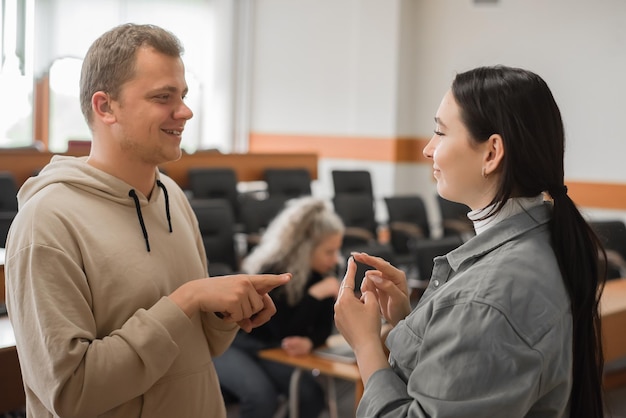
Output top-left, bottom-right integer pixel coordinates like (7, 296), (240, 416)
(423, 135), (436, 159)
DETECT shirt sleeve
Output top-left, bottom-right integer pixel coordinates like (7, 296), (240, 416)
(358, 300), (546, 417)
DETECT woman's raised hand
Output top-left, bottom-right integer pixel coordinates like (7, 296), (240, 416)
(334, 256), (390, 384)
(334, 257), (382, 351)
(354, 252), (411, 326)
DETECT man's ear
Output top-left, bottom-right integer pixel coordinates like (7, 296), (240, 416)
(92, 92), (116, 124)
(483, 133), (505, 176)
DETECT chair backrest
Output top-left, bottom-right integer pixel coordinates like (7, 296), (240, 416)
(436, 196), (474, 238)
(384, 195), (431, 254)
(332, 194), (378, 249)
(413, 236), (464, 281)
(331, 170), (373, 197)
(188, 168), (240, 221)
(0, 172), (18, 212)
(239, 196), (287, 253)
(189, 198), (238, 275)
(264, 168), (312, 199)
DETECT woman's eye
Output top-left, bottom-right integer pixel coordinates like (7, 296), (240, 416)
(434, 130), (444, 136)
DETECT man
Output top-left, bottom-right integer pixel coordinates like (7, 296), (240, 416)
(5, 23), (289, 417)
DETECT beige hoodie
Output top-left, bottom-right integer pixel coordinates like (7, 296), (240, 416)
(5, 155), (237, 417)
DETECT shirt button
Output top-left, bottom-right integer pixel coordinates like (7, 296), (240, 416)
(433, 280), (440, 287)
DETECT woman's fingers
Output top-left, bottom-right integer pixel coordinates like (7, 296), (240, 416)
(352, 252), (392, 272)
(339, 256), (358, 295)
(352, 252), (405, 286)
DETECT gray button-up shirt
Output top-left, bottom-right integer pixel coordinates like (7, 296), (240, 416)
(358, 203), (572, 417)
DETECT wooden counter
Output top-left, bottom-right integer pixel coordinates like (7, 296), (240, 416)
(0, 149), (318, 190)
(159, 151), (318, 189)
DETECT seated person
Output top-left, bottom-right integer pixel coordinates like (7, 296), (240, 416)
(214, 197), (344, 418)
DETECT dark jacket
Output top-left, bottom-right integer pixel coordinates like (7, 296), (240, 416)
(249, 270), (335, 348)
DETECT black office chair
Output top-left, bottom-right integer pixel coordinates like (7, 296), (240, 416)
(331, 170), (373, 198)
(589, 219), (626, 280)
(332, 194), (395, 272)
(436, 196), (474, 240)
(383, 195), (431, 273)
(0, 211), (17, 247)
(332, 194), (378, 249)
(188, 167), (241, 224)
(189, 198), (239, 276)
(264, 168), (312, 199)
(0, 172), (18, 212)
(384, 195), (431, 252)
(239, 196), (287, 254)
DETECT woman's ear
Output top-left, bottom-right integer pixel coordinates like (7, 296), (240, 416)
(483, 133), (505, 176)
(92, 92), (116, 124)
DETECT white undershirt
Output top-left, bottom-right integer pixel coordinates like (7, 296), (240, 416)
(468, 195), (545, 235)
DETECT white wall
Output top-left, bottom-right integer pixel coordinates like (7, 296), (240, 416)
(407, 0), (626, 184)
(249, 0), (626, 225)
(251, 0), (402, 137)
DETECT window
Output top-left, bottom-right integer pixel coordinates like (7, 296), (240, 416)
(2, 0), (240, 153)
(0, 0), (33, 148)
(48, 57), (86, 152)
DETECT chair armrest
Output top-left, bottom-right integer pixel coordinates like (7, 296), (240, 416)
(343, 227), (376, 243)
(606, 249), (626, 277)
(388, 221), (425, 238)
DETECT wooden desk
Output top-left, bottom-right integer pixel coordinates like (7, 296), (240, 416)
(259, 347), (363, 418)
(601, 278), (626, 363)
(0, 316), (25, 413)
(601, 278), (626, 388)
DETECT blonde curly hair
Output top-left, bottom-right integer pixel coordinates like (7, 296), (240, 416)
(242, 197), (345, 306)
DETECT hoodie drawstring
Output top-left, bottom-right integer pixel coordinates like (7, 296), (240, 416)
(128, 181), (173, 253)
(129, 189), (150, 252)
(156, 180), (173, 233)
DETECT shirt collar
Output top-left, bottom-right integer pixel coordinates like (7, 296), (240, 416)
(468, 195), (545, 235)
(446, 201), (552, 272)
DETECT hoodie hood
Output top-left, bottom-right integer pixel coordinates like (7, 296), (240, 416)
(19, 155), (147, 208)
(19, 155), (172, 251)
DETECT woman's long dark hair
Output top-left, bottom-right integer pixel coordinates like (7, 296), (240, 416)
(452, 66), (606, 417)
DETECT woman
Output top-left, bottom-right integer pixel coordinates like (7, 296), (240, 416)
(335, 66), (606, 417)
(215, 196), (345, 418)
